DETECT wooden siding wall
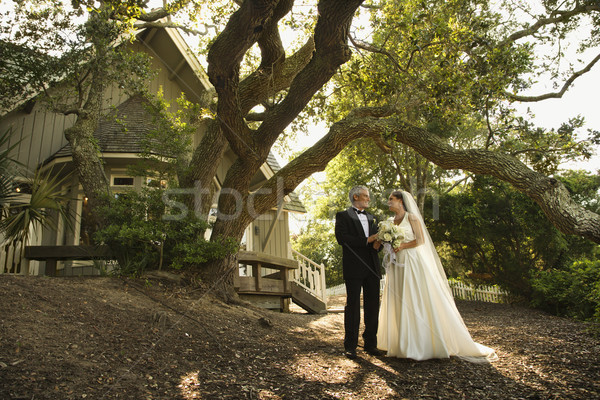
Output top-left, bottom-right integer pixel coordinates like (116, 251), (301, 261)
(249, 210), (291, 259)
(0, 36), (204, 174)
(0, 109), (75, 172)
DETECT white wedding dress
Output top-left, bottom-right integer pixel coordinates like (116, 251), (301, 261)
(377, 213), (497, 362)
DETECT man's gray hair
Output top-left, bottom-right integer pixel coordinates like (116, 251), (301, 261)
(349, 185), (369, 204)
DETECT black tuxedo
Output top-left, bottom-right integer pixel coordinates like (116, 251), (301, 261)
(335, 207), (382, 352)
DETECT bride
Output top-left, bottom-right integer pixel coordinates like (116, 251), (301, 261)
(377, 190), (497, 362)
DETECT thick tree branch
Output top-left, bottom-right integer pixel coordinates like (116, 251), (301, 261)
(138, 8), (171, 22)
(256, 0), (292, 69)
(238, 37), (315, 116)
(255, 109), (600, 243)
(254, 0), (365, 155)
(385, 119), (600, 243)
(207, 0), (280, 160)
(245, 112), (266, 121)
(251, 106), (392, 215)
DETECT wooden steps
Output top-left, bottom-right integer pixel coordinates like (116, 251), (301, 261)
(291, 281), (327, 314)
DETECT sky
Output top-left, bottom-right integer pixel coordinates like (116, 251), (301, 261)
(512, 69), (600, 173)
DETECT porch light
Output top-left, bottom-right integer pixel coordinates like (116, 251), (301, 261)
(15, 187), (20, 193)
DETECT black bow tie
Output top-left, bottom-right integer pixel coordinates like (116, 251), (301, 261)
(354, 208), (366, 215)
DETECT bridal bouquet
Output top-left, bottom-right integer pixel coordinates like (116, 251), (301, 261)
(377, 220), (407, 249)
(378, 220), (407, 269)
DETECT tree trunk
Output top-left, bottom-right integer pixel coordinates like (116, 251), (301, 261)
(203, 198), (254, 301)
(199, 253), (240, 303)
(179, 120), (227, 219)
(61, 15), (113, 224)
(198, 0), (372, 297)
(64, 116), (111, 217)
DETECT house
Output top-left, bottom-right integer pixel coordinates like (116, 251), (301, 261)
(0, 25), (326, 313)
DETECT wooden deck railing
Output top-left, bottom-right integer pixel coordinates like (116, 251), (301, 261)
(291, 249), (327, 306)
(235, 250), (298, 296)
(1, 239), (26, 275)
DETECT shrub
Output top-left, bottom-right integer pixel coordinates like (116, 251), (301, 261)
(94, 188), (237, 275)
(530, 259), (600, 323)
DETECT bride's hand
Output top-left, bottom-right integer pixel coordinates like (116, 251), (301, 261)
(393, 244), (403, 253)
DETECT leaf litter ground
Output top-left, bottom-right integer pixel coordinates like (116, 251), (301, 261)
(0, 275), (598, 399)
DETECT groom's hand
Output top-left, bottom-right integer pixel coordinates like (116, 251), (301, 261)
(367, 233), (378, 243)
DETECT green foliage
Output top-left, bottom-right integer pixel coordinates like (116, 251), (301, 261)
(427, 173), (599, 295)
(292, 219), (343, 287)
(127, 90), (205, 185)
(168, 219), (238, 270)
(557, 169), (600, 213)
(530, 259), (600, 323)
(300, 0), (597, 176)
(94, 188), (237, 276)
(1, 0), (153, 113)
(0, 167), (73, 248)
(495, 115), (597, 175)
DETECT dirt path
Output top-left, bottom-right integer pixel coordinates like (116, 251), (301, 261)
(0, 275), (598, 399)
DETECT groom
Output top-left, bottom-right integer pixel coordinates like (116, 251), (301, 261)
(335, 186), (382, 359)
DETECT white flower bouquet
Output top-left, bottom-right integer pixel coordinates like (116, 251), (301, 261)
(377, 219), (407, 249)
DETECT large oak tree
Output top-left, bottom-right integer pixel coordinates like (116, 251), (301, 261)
(3, 0), (600, 299)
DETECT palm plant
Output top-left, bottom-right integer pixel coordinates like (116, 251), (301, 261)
(1, 167), (73, 247)
(1, 129), (73, 274)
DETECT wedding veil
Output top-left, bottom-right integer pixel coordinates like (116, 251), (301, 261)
(400, 190), (498, 363)
(400, 191), (453, 298)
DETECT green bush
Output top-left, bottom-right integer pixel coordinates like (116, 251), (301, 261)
(291, 219), (343, 287)
(530, 259), (600, 322)
(94, 188), (237, 275)
(427, 174), (599, 296)
(167, 218), (238, 270)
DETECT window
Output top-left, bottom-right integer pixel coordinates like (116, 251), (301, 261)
(111, 176), (134, 187)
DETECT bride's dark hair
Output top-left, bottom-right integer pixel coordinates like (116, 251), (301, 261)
(390, 190), (404, 203)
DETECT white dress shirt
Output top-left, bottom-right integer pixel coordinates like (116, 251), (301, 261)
(353, 208), (369, 237)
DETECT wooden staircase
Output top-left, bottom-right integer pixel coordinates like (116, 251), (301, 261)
(235, 249), (328, 314)
(291, 281), (327, 314)
(290, 249), (327, 314)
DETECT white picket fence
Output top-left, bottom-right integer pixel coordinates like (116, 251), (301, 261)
(326, 279), (508, 304)
(326, 283), (347, 296)
(448, 279), (509, 303)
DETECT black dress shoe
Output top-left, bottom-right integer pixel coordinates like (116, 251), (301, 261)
(364, 347), (384, 356)
(344, 350), (358, 359)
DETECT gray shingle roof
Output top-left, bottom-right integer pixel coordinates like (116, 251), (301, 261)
(51, 94), (154, 159)
(47, 95), (307, 214)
